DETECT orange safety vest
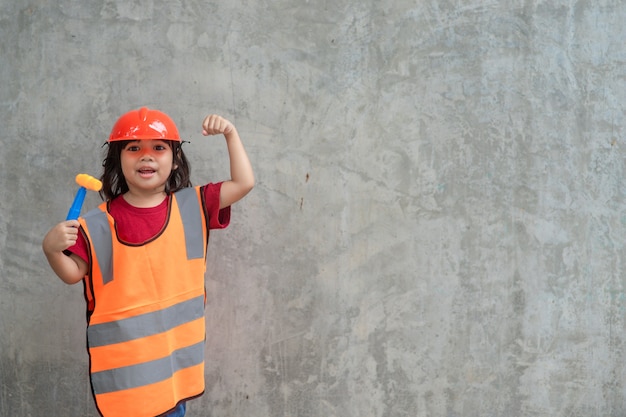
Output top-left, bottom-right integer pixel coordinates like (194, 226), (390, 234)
(78, 187), (209, 417)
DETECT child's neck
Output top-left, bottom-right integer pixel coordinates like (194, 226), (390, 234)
(122, 190), (167, 208)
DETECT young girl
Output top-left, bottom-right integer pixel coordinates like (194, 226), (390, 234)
(42, 107), (254, 417)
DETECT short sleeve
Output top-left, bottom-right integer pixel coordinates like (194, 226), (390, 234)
(203, 182), (231, 230)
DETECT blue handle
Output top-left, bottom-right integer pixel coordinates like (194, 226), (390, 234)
(66, 187), (87, 220)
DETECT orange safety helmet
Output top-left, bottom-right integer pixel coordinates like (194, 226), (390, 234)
(108, 107), (181, 142)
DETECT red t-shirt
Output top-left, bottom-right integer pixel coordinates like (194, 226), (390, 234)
(68, 183), (230, 263)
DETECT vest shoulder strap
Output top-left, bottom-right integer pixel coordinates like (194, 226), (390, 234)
(173, 187), (206, 260)
(83, 207), (113, 284)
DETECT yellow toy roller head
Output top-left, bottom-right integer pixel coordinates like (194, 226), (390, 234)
(75, 173), (102, 191)
(66, 174), (103, 220)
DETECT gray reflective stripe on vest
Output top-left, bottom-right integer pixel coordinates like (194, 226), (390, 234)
(174, 187), (205, 260)
(87, 295), (205, 347)
(90, 341), (204, 395)
(83, 208), (113, 285)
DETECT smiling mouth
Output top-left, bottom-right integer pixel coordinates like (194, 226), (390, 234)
(138, 168), (156, 176)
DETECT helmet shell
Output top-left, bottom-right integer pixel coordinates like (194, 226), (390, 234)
(108, 107), (180, 142)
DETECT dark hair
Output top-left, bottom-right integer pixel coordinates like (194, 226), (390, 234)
(99, 140), (191, 201)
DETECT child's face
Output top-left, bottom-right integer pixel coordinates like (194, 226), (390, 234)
(120, 140), (177, 194)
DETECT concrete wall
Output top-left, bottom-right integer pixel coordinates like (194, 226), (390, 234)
(1, 0), (625, 416)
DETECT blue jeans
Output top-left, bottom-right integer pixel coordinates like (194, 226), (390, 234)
(166, 402), (186, 416)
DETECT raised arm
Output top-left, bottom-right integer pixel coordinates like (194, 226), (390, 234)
(202, 114), (255, 209)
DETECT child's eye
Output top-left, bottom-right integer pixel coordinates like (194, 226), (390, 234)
(126, 145), (140, 152)
(154, 145), (166, 151)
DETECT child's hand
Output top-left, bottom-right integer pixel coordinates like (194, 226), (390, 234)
(42, 220), (88, 284)
(202, 114), (234, 136)
(42, 220), (80, 254)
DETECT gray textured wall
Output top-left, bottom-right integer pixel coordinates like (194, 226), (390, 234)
(1, 1), (625, 416)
